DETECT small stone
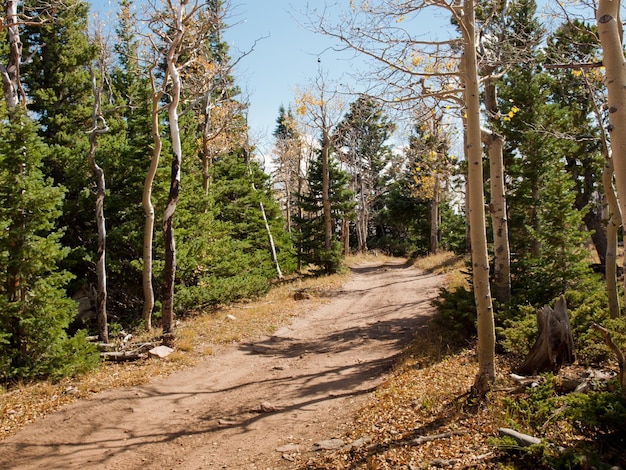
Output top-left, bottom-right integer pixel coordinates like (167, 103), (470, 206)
(312, 438), (345, 451)
(149, 345), (174, 358)
(226, 314), (237, 321)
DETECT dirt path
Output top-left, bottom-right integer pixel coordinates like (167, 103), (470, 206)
(0, 260), (444, 469)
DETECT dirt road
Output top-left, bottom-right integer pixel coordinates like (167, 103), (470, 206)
(0, 260), (444, 469)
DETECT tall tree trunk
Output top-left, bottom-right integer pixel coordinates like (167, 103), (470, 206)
(142, 70), (164, 331)
(430, 173), (440, 254)
(341, 218), (350, 255)
(88, 66), (109, 343)
(1, 0), (25, 303)
(603, 157), (622, 318)
(248, 162), (283, 279)
(202, 95), (212, 195)
(597, 0), (626, 314)
(462, 0), (496, 395)
(483, 76), (511, 304)
(589, 72), (623, 318)
(161, 2), (185, 341)
(322, 129), (332, 272)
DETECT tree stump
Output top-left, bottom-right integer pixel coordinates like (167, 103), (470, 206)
(516, 296), (575, 375)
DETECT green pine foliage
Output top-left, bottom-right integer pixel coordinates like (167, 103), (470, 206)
(0, 109), (99, 381)
(172, 152), (296, 312)
(296, 151), (355, 273)
(373, 180), (430, 256)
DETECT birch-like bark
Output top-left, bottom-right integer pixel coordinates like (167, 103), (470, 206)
(322, 128), (333, 271)
(0, 0), (23, 111)
(88, 66), (109, 343)
(462, 0), (495, 394)
(161, 1), (185, 339)
(483, 76), (511, 304)
(430, 173), (440, 254)
(142, 69), (164, 331)
(597, 0), (626, 316)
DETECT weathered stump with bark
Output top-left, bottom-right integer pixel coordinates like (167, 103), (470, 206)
(516, 296), (575, 375)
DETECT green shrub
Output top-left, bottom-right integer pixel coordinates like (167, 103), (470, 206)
(564, 390), (626, 435)
(432, 286), (477, 344)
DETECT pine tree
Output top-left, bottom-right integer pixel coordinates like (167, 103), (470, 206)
(497, 0), (592, 306)
(22, 0), (97, 287)
(0, 109), (97, 380)
(333, 96), (395, 253)
(545, 21), (606, 264)
(297, 150), (355, 273)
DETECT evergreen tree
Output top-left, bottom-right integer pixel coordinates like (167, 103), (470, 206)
(497, 0), (592, 306)
(545, 21), (606, 264)
(22, 0), (97, 288)
(0, 109), (97, 380)
(173, 152), (295, 310)
(333, 96), (395, 253)
(297, 151), (355, 273)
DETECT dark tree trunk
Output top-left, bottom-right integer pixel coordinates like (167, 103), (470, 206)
(517, 296), (575, 375)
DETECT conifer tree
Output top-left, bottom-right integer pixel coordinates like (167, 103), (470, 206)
(0, 0), (97, 379)
(497, 1), (592, 306)
(333, 96), (395, 253)
(273, 105), (303, 234)
(297, 150), (355, 273)
(23, 0), (96, 286)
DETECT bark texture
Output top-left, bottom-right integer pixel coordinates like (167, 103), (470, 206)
(142, 71), (164, 331)
(161, 2), (185, 339)
(597, 0), (626, 312)
(88, 67), (109, 343)
(517, 297), (575, 375)
(462, 0), (496, 394)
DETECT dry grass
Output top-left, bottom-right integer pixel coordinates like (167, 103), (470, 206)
(412, 251), (469, 290)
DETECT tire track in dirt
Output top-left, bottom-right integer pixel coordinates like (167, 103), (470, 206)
(0, 260), (444, 469)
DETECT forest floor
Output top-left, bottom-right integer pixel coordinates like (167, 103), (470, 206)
(0, 256), (450, 469)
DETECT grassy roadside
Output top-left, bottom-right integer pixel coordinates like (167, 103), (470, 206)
(0, 253), (393, 440)
(301, 253), (626, 470)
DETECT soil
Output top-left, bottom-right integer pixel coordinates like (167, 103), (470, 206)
(0, 260), (444, 470)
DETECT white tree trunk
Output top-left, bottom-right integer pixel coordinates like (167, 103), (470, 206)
(597, 0), (626, 315)
(483, 76), (511, 304)
(142, 71), (164, 332)
(430, 173), (440, 254)
(462, 0), (496, 394)
(161, 1), (185, 340)
(322, 129), (333, 271)
(0, 0), (22, 111)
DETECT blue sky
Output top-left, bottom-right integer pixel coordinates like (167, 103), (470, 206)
(225, 1), (361, 157)
(89, 0), (454, 157)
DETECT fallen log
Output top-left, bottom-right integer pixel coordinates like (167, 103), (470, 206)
(411, 430), (467, 445)
(101, 351), (146, 361)
(498, 428), (542, 447)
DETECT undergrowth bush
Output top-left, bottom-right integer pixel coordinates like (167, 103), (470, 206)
(499, 374), (626, 468)
(432, 286), (477, 344)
